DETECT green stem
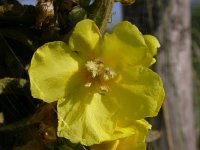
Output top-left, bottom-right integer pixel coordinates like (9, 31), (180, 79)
(88, 0), (114, 33)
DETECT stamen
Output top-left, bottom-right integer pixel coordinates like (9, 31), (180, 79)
(85, 59), (117, 94)
(99, 85), (108, 95)
(103, 67), (116, 81)
(84, 82), (92, 87)
(85, 59), (104, 78)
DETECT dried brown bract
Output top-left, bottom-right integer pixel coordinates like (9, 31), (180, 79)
(115, 0), (135, 5)
(58, 0), (78, 30)
(35, 0), (54, 28)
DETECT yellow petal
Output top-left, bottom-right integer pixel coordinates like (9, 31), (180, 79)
(69, 19), (101, 58)
(144, 35), (160, 56)
(117, 137), (146, 150)
(29, 41), (81, 102)
(101, 21), (148, 68)
(57, 86), (137, 146)
(57, 86), (115, 146)
(91, 119), (150, 150)
(107, 66), (165, 120)
(140, 35), (160, 67)
(117, 120), (150, 150)
(91, 140), (120, 150)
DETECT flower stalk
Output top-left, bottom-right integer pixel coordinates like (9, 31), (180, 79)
(88, 0), (114, 33)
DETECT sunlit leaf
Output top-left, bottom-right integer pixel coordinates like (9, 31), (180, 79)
(0, 77), (28, 95)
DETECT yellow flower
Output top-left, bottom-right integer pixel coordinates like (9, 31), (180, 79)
(90, 119), (150, 150)
(29, 19), (164, 146)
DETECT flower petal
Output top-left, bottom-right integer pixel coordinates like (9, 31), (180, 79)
(69, 19), (101, 58)
(144, 35), (160, 56)
(107, 66), (165, 120)
(101, 21), (149, 68)
(57, 86), (137, 146)
(29, 41), (81, 102)
(141, 35), (160, 67)
(117, 120), (150, 150)
(57, 87), (115, 146)
(91, 140), (120, 150)
(91, 119), (150, 150)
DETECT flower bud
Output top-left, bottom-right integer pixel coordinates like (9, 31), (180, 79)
(68, 6), (87, 26)
(79, 0), (91, 8)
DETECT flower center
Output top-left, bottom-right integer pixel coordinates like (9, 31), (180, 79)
(85, 59), (116, 94)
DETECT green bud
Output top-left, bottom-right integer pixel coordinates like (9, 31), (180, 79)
(68, 6), (87, 26)
(79, 0), (91, 8)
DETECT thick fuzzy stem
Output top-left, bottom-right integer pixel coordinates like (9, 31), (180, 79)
(88, 0), (114, 33)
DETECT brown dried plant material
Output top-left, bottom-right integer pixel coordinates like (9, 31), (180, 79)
(60, 0), (78, 11)
(35, 0), (54, 28)
(29, 103), (57, 143)
(58, 0), (78, 30)
(0, 112), (4, 124)
(115, 0), (135, 5)
(38, 122), (57, 143)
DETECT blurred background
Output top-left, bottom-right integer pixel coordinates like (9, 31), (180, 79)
(0, 0), (200, 149)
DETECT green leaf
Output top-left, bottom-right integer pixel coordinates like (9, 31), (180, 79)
(0, 77), (28, 95)
(54, 138), (88, 150)
(0, 28), (36, 51)
(13, 140), (45, 150)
